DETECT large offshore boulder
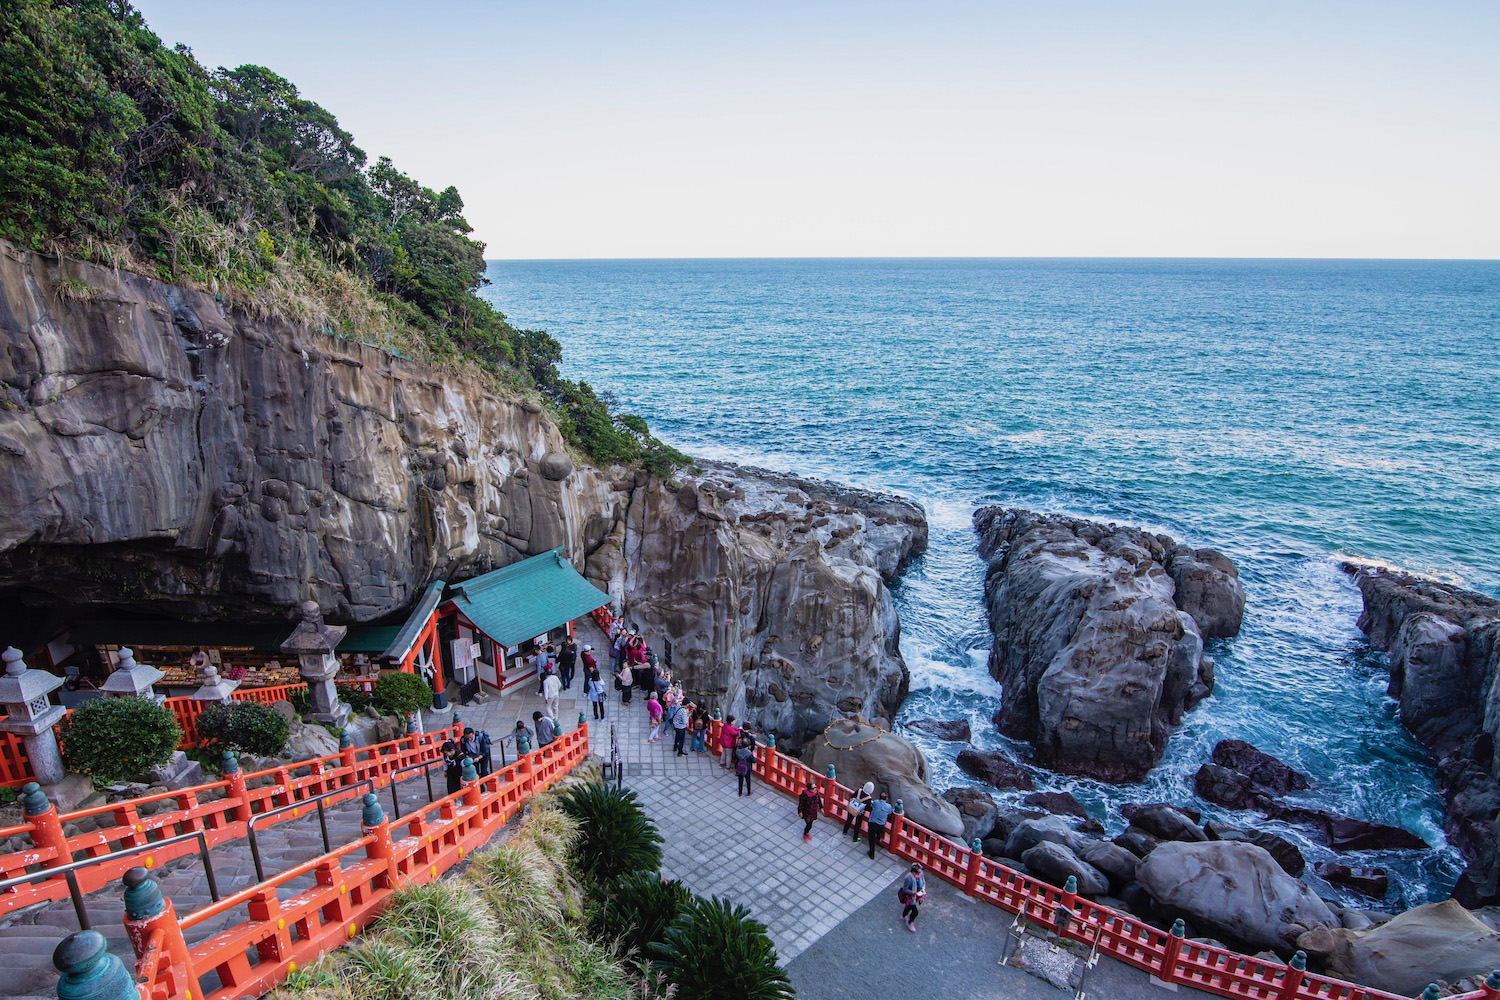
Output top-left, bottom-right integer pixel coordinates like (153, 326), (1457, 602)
(1136, 841), (1337, 952)
(1166, 546), (1246, 639)
(941, 786), (1000, 844)
(1210, 739), (1309, 795)
(955, 747), (1035, 790)
(1022, 841), (1109, 895)
(975, 508), (1238, 781)
(804, 717), (962, 837)
(1327, 900), (1500, 997)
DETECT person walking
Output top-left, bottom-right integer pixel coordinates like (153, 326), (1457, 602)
(533, 711), (556, 748)
(733, 731), (755, 796)
(459, 728), (482, 768)
(581, 644), (598, 681)
(718, 714), (741, 769)
(797, 779), (823, 841)
(898, 863), (927, 932)
(843, 782), (874, 840)
(865, 792), (894, 859)
(559, 636), (578, 690)
(542, 666), (562, 720)
(441, 740), (463, 795)
(690, 705), (709, 753)
(670, 699), (691, 756)
(585, 668), (606, 720)
(646, 692), (663, 743)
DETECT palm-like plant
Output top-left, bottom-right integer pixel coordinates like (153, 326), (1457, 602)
(557, 779), (664, 886)
(592, 871), (692, 963)
(651, 896), (794, 1000)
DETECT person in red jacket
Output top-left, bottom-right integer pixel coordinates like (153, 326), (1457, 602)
(797, 779), (823, 841)
(718, 714), (740, 770)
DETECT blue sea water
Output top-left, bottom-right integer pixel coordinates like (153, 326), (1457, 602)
(483, 258), (1500, 907)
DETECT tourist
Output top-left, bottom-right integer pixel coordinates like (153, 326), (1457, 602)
(559, 636), (578, 690)
(797, 779), (823, 841)
(718, 714), (740, 769)
(533, 710), (556, 748)
(617, 659), (634, 705)
(865, 792), (894, 859)
(542, 666), (562, 720)
(474, 727), (493, 777)
(670, 699), (691, 756)
(512, 719), (532, 751)
(689, 704), (709, 752)
(611, 628), (628, 674)
(734, 728), (756, 796)
(536, 644), (554, 695)
(646, 692), (663, 743)
(898, 863), (927, 932)
(580, 643), (598, 680)
(662, 680), (678, 716)
(441, 740), (463, 795)
(844, 782), (874, 840)
(459, 727), (481, 767)
(585, 668), (606, 720)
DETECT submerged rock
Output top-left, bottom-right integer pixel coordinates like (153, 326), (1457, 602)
(975, 508), (1239, 782)
(1210, 739), (1309, 794)
(1023, 790), (1089, 819)
(956, 747), (1035, 790)
(1136, 840), (1337, 952)
(1120, 802), (1207, 843)
(905, 717), (972, 741)
(1314, 861), (1389, 900)
(1262, 803), (1429, 853)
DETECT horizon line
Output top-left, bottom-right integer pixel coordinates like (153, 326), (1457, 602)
(485, 254), (1500, 264)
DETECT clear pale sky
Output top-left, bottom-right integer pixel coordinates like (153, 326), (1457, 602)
(136, 0), (1498, 260)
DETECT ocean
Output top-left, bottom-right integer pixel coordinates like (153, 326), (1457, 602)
(482, 257), (1500, 908)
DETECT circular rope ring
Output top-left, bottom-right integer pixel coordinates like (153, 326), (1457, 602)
(820, 718), (888, 752)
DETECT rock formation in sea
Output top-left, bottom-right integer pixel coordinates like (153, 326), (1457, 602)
(0, 242), (925, 750)
(974, 507), (1244, 781)
(1345, 564), (1500, 908)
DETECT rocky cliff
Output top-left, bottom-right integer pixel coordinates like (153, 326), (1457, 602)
(975, 507), (1243, 782)
(0, 242), (926, 748)
(1346, 565), (1500, 907)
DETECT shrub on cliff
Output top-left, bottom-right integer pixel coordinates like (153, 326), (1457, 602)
(372, 671), (431, 719)
(59, 697), (181, 784)
(557, 780), (664, 887)
(197, 701), (289, 756)
(651, 896), (793, 1000)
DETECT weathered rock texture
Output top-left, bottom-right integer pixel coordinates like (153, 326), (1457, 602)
(1327, 899), (1500, 996)
(1346, 565), (1500, 907)
(803, 717), (962, 837)
(0, 243), (926, 750)
(975, 508), (1243, 781)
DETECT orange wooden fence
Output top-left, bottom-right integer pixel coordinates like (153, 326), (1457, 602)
(713, 720), (1497, 1000)
(0, 722), (461, 917)
(126, 722), (590, 1000)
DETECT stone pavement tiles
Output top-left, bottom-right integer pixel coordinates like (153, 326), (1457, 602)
(787, 870), (1185, 1000)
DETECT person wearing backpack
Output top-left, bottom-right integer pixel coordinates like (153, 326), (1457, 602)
(689, 705), (709, 753)
(843, 782), (874, 840)
(475, 728), (493, 776)
(670, 700), (691, 756)
(797, 779), (823, 841)
(734, 729), (756, 796)
(898, 863), (927, 932)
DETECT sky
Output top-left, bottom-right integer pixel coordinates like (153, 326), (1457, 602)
(136, 1), (1499, 260)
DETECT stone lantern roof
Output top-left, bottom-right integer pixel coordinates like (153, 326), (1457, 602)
(100, 647), (165, 698)
(190, 664), (240, 702)
(0, 647), (67, 734)
(280, 601), (346, 655)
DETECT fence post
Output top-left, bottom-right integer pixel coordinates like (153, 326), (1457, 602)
(963, 838), (984, 894)
(461, 756), (482, 809)
(1157, 918), (1186, 983)
(52, 930), (135, 1000)
(822, 766), (838, 817)
(122, 867), (198, 1000)
(222, 750), (252, 823)
(1275, 951), (1307, 1000)
(1481, 971), (1500, 999)
(362, 793), (400, 888)
(21, 782), (69, 870)
(339, 729), (357, 784)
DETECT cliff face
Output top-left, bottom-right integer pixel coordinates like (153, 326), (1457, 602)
(0, 243), (925, 748)
(975, 507), (1243, 782)
(1346, 566), (1500, 907)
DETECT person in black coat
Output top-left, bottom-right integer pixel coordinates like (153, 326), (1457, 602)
(559, 637), (578, 689)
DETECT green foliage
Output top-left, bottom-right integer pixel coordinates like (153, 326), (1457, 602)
(372, 671), (431, 718)
(197, 700), (289, 756)
(557, 779), (664, 887)
(651, 896), (793, 1000)
(341, 684), (374, 714)
(0, 0), (687, 477)
(60, 696), (181, 783)
(592, 872), (692, 965)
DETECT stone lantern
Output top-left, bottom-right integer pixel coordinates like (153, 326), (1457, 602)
(190, 663), (240, 702)
(281, 600), (350, 730)
(0, 647), (66, 785)
(99, 648), (165, 703)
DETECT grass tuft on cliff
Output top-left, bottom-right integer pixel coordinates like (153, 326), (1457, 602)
(0, 0), (687, 476)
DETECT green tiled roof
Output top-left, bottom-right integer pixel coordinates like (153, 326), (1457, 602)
(337, 626), (403, 654)
(448, 550), (610, 648)
(380, 580), (446, 662)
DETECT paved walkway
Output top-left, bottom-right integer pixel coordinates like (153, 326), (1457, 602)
(454, 622), (1171, 998)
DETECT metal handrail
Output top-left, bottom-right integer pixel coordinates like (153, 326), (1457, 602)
(246, 779), (374, 882)
(387, 759), (439, 819)
(0, 829), (219, 930)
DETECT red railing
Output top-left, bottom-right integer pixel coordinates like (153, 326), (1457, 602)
(710, 720), (1497, 1000)
(0, 722), (461, 916)
(128, 723), (591, 1000)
